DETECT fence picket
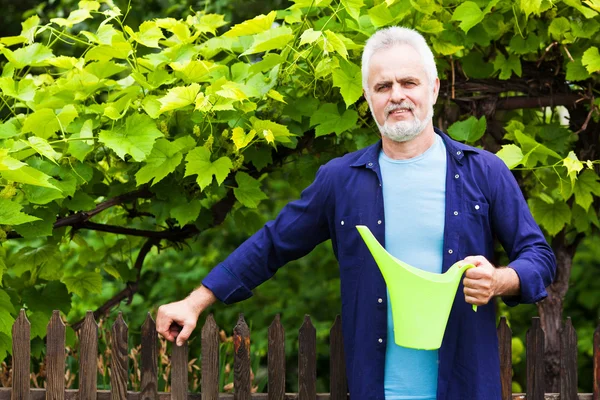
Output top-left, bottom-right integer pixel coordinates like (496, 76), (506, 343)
(267, 315), (285, 400)
(298, 315), (316, 400)
(595, 320), (600, 400)
(110, 313), (129, 400)
(330, 315), (346, 400)
(201, 314), (219, 400)
(498, 317), (512, 400)
(140, 314), (158, 400)
(46, 311), (65, 400)
(79, 312), (98, 400)
(561, 318), (578, 400)
(11, 310), (30, 400)
(526, 317), (545, 400)
(233, 314), (251, 400)
(171, 341), (189, 400)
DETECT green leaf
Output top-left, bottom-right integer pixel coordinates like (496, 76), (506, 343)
(493, 53), (522, 80)
(20, 15), (40, 43)
(341, 0), (364, 20)
(28, 311), (50, 339)
(582, 47), (600, 73)
(99, 114), (163, 162)
(0, 290), (15, 314)
(184, 147), (232, 190)
(250, 117), (293, 144)
(0, 150), (58, 189)
(451, 2), (484, 33)
(299, 28), (322, 46)
(573, 169), (600, 210)
(324, 31), (348, 59)
(0, 199), (41, 225)
(21, 109), (60, 139)
(68, 120), (95, 162)
(0, 121), (19, 139)
(0, 77), (36, 102)
(509, 34), (540, 55)
(128, 21), (165, 48)
(410, 0), (442, 15)
(234, 172), (268, 208)
(332, 59), (362, 107)
(563, 151), (584, 184)
(27, 137), (61, 163)
(496, 145), (524, 169)
(13, 207), (56, 238)
(530, 198), (571, 236)
(22, 282), (70, 315)
(232, 127), (257, 151)
(170, 60), (215, 83)
(515, 130), (562, 166)
(63, 192), (96, 212)
(566, 59), (591, 81)
(242, 26), (294, 55)
(520, 0), (542, 17)
(431, 38), (464, 56)
(170, 200), (203, 226)
(135, 138), (189, 186)
(51, 8), (93, 27)
(548, 17), (571, 40)
(0, 310), (15, 336)
(225, 11), (276, 37)
(158, 83), (200, 113)
(63, 272), (103, 298)
(310, 103), (358, 137)
(0, 333), (10, 360)
(447, 116), (486, 143)
(368, 3), (394, 28)
(1, 43), (54, 69)
(417, 19), (445, 34)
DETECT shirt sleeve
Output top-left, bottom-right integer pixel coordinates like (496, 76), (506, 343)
(487, 156), (557, 306)
(202, 165), (333, 304)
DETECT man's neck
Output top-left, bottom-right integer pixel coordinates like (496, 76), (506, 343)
(381, 125), (437, 160)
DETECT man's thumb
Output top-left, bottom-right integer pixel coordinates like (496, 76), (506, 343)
(176, 324), (194, 347)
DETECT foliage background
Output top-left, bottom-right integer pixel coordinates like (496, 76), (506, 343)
(0, 0), (599, 394)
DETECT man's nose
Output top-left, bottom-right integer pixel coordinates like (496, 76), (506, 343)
(390, 84), (406, 102)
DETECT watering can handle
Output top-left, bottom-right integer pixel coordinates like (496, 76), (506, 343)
(472, 304), (477, 312)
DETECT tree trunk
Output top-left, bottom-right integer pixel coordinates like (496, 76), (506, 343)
(537, 234), (577, 392)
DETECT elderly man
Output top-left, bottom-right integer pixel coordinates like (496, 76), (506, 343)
(157, 27), (556, 399)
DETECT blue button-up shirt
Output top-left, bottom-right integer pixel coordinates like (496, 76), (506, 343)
(202, 129), (556, 400)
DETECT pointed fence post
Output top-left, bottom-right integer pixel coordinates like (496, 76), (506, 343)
(267, 315), (285, 400)
(298, 315), (316, 400)
(560, 318), (577, 400)
(201, 314), (219, 400)
(110, 313), (128, 400)
(11, 310), (30, 400)
(140, 314), (158, 400)
(46, 311), (65, 400)
(171, 338), (189, 400)
(526, 317), (545, 400)
(497, 317), (512, 400)
(330, 315), (347, 400)
(79, 311), (98, 400)
(233, 314), (251, 400)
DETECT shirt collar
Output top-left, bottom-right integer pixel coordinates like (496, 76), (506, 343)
(350, 127), (478, 168)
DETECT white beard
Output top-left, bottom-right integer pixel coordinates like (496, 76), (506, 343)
(371, 101), (434, 143)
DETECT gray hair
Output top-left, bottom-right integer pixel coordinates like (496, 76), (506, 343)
(361, 27), (438, 95)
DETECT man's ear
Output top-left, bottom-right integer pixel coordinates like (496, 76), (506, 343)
(431, 78), (440, 104)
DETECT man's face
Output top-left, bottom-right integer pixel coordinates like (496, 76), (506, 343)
(365, 44), (439, 142)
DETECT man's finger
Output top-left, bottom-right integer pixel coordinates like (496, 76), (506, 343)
(176, 322), (195, 347)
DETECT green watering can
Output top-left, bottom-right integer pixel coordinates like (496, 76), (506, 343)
(356, 225), (477, 350)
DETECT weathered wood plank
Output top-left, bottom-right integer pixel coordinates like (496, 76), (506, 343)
(298, 315), (316, 400)
(594, 320), (600, 400)
(12, 310), (30, 400)
(526, 317), (545, 400)
(0, 389), (595, 400)
(140, 314), (158, 400)
(111, 313), (129, 400)
(561, 318), (578, 400)
(329, 316), (346, 400)
(79, 312), (98, 400)
(46, 311), (65, 400)
(233, 314), (251, 400)
(201, 314), (219, 400)
(498, 317), (512, 400)
(267, 315), (285, 400)
(171, 341), (188, 400)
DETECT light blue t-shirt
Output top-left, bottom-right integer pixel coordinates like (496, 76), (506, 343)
(379, 134), (447, 400)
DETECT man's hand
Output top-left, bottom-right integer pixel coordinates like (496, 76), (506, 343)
(156, 285), (217, 346)
(461, 255), (521, 307)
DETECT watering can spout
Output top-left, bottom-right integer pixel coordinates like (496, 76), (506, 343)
(355, 225), (477, 350)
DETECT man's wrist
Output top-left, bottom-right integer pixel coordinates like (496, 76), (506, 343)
(493, 267), (521, 297)
(185, 285), (217, 315)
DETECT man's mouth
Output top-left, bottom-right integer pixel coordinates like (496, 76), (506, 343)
(387, 108), (413, 118)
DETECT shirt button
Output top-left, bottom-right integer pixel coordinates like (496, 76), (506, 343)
(448, 249), (453, 254)
(340, 220), (344, 225)
(453, 211), (459, 216)
(456, 151), (462, 155)
(377, 220), (382, 224)
(454, 174), (459, 179)
(368, 162), (373, 167)
(378, 338), (383, 343)
(475, 205), (480, 210)
(378, 298), (383, 303)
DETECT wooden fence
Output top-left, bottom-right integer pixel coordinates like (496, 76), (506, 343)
(0, 310), (599, 399)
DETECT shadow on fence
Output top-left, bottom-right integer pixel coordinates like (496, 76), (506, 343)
(0, 310), (598, 399)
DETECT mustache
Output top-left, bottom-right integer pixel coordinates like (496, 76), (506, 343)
(385, 102), (415, 118)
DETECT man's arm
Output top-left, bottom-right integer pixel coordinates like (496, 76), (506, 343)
(461, 255), (520, 306)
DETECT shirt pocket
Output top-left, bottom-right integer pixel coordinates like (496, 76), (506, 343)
(335, 213), (365, 268)
(462, 200), (491, 233)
